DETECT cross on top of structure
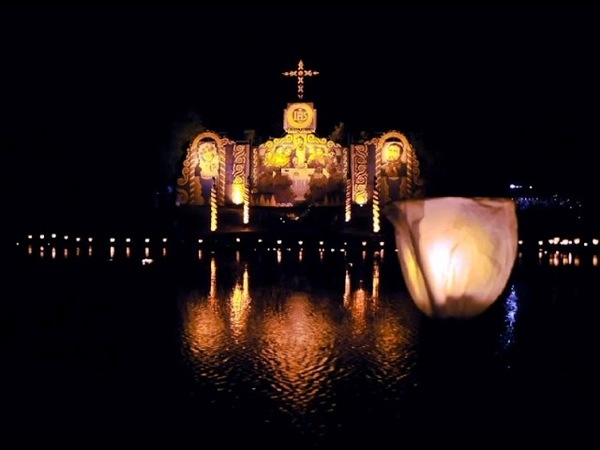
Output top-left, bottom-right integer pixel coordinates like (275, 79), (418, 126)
(282, 60), (319, 100)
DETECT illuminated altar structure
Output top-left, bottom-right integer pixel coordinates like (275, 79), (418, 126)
(175, 61), (424, 232)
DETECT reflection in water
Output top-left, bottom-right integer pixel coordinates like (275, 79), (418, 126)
(209, 256), (217, 300)
(348, 284), (369, 336)
(228, 263), (251, 341)
(181, 251), (425, 424)
(501, 285), (518, 352)
(179, 248), (532, 444)
(372, 254), (380, 304)
(9, 237), (598, 449)
(260, 292), (336, 414)
(185, 291), (226, 358)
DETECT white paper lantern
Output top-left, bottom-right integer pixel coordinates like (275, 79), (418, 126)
(384, 197), (518, 318)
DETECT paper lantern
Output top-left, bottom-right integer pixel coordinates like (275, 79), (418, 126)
(384, 197), (518, 318)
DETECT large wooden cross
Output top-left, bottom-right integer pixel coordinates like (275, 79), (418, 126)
(282, 60), (319, 100)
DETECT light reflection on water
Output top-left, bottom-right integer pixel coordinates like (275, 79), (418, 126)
(181, 250), (424, 439)
(8, 240), (600, 448)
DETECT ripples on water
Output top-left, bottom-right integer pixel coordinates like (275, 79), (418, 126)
(4, 243), (600, 449)
(178, 249), (422, 447)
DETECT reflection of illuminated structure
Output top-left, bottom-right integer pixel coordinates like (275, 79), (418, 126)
(344, 254), (381, 336)
(175, 61), (424, 231)
(342, 252), (417, 380)
(179, 251), (421, 417)
(183, 258), (225, 359)
(228, 264), (251, 340)
(260, 293), (335, 413)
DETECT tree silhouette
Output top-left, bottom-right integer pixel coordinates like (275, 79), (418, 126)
(160, 110), (206, 187)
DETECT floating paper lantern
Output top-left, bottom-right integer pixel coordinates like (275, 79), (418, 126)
(384, 197), (518, 318)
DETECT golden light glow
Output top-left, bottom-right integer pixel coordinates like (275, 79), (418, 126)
(231, 182), (244, 205)
(355, 189), (368, 205)
(284, 102), (315, 128)
(345, 179), (352, 222)
(349, 286), (368, 336)
(385, 197), (518, 318)
(372, 256), (380, 304)
(183, 292), (226, 358)
(373, 187), (381, 233)
(243, 180), (250, 225)
(210, 256), (217, 300)
(228, 264), (251, 340)
(343, 268), (351, 308)
(260, 293), (335, 413)
(210, 181), (218, 232)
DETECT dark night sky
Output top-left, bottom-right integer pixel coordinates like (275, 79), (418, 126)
(2, 3), (599, 227)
